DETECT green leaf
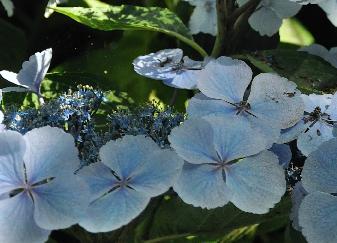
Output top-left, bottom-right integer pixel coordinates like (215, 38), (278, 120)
(279, 18), (314, 46)
(241, 49), (337, 94)
(52, 5), (208, 57)
(141, 195), (291, 243)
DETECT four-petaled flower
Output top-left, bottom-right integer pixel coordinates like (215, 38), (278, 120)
(0, 126), (89, 243)
(78, 135), (183, 232)
(169, 116), (286, 212)
(188, 56), (304, 146)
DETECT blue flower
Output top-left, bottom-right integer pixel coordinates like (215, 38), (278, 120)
(280, 93), (337, 156)
(0, 126), (90, 243)
(0, 48), (52, 96)
(169, 116), (286, 212)
(270, 143), (292, 169)
(132, 49), (204, 89)
(188, 56), (304, 146)
(183, 0), (217, 35)
(78, 135), (183, 232)
(296, 138), (337, 243)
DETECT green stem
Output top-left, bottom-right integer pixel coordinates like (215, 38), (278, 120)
(144, 233), (191, 243)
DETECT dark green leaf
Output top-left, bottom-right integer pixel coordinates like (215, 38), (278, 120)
(240, 49), (337, 94)
(53, 5), (207, 57)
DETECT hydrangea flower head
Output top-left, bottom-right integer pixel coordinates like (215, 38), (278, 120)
(299, 44), (337, 69)
(0, 0), (14, 17)
(0, 48), (52, 96)
(78, 135), (183, 232)
(169, 116), (286, 212)
(237, 0), (302, 36)
(188, 56), (304, 146)
(297, 138), (337, 243)
(132, 49), (204, 89)
(183, 0), (217, 35)
(0, 126), (89, 243)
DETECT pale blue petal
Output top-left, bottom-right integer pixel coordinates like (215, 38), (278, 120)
(270, 143), (292, 168)
(189, 1), (217, 35)
(0, 111), (3, 124)
(301, 93), (332, 112)
(132, 49), (183, 80)
(77, 162), (118, 201)
(226, 150), (286, 214)
(163, 69), (200, 89)
(290, 0), (325, 4)
(129, 149), (183, 197)
(290, 182), (308, 231)
(205, 115), (271, 162)
(277, 120), (307, 144)
(325, 91), (337, 120)
(0, 0), (14, 17)
(32, 174), (90, 230)
(197, 57), (252, 103)
(1, 49), (52, 95)
(299, 192), (337, 243)
(187, 93), (236, 118)
(299, 44), (330, 60)
(297, 121), (334, 156)
(320, 0), (337, 26)
(23, 126), (80, 184)
(248, 7), (282, 36)
(0, 130), (26, 188)
(301, 138), (337, 193)
(168, 118), (219, 164)
(80, 187), (150, 233)
(270, 0), (302, 18)
(0, 192), (50, 243)
(248, 73), (304, 129)
(100, 135), (160, 179)
(173, 163), (231, 209)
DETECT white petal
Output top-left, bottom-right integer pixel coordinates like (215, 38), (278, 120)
(248, 73), (304, 129)
(277, 120), (308, 144)
(299, 192), (337, 243)
(80, 187), (150, 233)
(248, 7), (282, 36)
(325, 91), (337, 120)
(100, 135), (160, 179)
(197, 57), (252, 103)
(301, 138), (337, 193)
(226, 150), (286, 214)
(23, 126), (80, 184)
(320, 0), (337, 26)
(164, 70), (199, 89)
(173, 163), (231, 209)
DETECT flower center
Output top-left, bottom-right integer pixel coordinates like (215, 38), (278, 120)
(235, 101), (251, 115)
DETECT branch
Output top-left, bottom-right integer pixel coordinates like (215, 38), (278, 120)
(228, 0), (261, 24)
